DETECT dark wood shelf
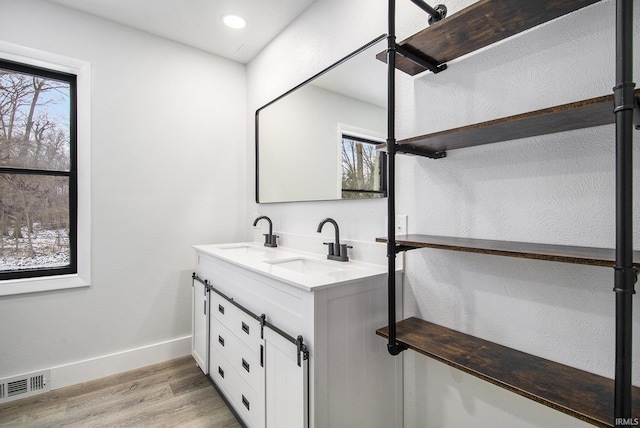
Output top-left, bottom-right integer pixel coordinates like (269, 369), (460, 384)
(375, 90), (640, 155)
(377, 0), (602, 75)
(396, 90), (640, 153)
(377, 317), (640, 427)
(376, 234), (640, 268)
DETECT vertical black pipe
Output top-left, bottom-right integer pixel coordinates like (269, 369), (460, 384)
(613, 0), (635, 424)
(386, 0), (401, 355)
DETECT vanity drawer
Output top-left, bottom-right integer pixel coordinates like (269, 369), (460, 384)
(210, 347), (265, 428)
(211, 291), (262, 350)
(211, 320), (264, 392)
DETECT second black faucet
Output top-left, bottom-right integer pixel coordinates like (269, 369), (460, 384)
(317, 218), (351, 262)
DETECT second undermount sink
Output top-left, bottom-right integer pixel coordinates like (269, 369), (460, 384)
(265, 257), (350, 275)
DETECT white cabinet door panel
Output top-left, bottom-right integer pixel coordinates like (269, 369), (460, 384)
(192, 278), (209, 374)
(264, 328), (308, 428)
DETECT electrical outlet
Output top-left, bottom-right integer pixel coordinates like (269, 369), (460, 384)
(396, 215), (407, 235)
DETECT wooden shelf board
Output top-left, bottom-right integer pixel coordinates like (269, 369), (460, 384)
(376, 234), (640, 268)
(397, 91), (640, 153)
(377, 0), (603, 75)
(377, 317), (640, 427)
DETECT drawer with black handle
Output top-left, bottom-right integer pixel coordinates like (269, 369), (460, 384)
(210, 319), (264, 391)
(211, 289), (262, 351)
(210, 347), (265, 428)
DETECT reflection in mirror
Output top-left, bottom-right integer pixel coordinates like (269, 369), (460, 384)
(341, 134), (387, 199)
(256, 35), (387, 203)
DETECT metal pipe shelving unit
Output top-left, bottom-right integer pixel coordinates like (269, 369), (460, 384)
(383, 0), (637, 425)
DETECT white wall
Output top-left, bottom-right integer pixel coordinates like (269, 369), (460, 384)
(248, 0), (640, 427)
(0, 0), (246, 386)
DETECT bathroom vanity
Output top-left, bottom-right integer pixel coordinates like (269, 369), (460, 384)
(192, 242), (402, 428)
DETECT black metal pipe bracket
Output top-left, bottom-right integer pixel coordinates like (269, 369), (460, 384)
(395, 244), (419, 254)
(408, 0), (447, 24)
(388, 342), (409, 356)
(395, 44), (446, 74)
(395, 143), (446, 159)
(613, 266), (638, 294)
(613, 82), (636, 113)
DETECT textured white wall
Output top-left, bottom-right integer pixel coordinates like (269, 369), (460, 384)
(0, 0), (246, 380)
(248, 0), (640, 426)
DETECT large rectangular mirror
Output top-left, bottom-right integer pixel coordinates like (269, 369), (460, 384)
(256, 35), (387, 203)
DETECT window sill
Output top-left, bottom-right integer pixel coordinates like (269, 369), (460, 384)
(0, 274), (90, 296)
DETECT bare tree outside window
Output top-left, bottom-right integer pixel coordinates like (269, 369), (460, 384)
(0, 61), (76, 279)
(341, 135), (386, 199)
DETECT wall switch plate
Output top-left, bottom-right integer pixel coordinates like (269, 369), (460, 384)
(396, 215), (407, 235)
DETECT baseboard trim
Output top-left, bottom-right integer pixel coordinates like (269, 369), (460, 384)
(49, 335), (192, 390)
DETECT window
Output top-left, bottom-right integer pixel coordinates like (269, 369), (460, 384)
(0, 59), (76, 280)
(0, 41), (90, 295)
(341, 134), (387, 199)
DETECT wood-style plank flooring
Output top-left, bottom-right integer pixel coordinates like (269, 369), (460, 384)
(0, 356), (242, 428)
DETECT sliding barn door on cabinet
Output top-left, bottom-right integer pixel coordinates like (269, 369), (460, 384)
(191, 276), (209, 374)
(264, 328), (308, 428)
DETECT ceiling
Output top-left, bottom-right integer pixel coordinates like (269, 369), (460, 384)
(45, 0), (318, 63)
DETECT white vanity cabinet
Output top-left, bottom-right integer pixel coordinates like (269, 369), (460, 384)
(194, 244), (402, 428)
(191, 274), (209, 374)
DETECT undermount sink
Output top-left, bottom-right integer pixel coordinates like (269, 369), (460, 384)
(217, 244), (268, 254)
(265, 257), (350, 274)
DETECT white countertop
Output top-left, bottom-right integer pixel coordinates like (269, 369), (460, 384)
(193, 242), (388, 291)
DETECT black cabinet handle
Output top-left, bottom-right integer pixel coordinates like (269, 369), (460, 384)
(242, 321), (250, 335)
(218, 335), (225, 346)
(218, 304), (225, 314)
(242, 395), (250, 410)
(242, 358), (250, 373)
(218, 366), (224, 378)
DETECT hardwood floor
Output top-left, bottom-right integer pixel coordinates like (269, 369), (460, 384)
(0, 356), (242, 428)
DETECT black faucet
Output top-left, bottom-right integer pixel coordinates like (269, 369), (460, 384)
(316, 218), (352, 262)
(253, 216), (278, 247)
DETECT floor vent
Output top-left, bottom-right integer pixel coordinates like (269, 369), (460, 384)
(0, 370), (50, 404)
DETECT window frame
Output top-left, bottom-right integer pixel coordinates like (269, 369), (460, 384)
(0, 59), (77, 280)
(340, 132), (388, 199)
(0, 41), (91, 296)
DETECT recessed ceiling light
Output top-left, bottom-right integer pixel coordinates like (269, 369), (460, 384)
(223, 14), (246, 29)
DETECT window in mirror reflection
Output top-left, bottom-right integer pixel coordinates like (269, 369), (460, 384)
(341, 134), (387, 199)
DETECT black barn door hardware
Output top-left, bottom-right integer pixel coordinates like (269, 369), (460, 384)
(193, 274), (310, 366)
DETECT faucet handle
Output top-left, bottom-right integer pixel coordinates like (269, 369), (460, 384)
(323, 242), (335, 256)
(339, 244), (353, 261)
